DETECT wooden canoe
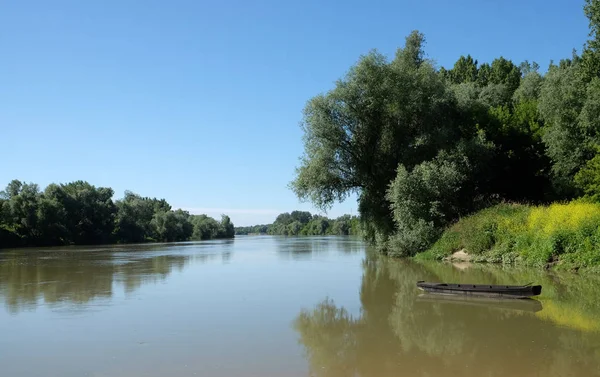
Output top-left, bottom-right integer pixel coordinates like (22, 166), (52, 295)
(416, 281), (542, 299)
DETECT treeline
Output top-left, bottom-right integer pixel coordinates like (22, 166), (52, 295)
(0, 179), (234, 248)
(235, 211), (360, 236)
(291, 1), (600, 257)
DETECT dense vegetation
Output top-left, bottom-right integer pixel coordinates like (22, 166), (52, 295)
(420, 202), (600, 268)
(235, 211), (360, 236)
(0, 179), (234, 248)
(291, 0), (600, 263)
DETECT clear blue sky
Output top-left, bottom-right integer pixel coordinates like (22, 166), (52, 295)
(0, 0), (590, 226)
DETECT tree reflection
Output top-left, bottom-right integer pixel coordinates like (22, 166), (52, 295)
(0, 243), (228, 314)
(275, 236), (365, 261)
(294, 253), (600, 377)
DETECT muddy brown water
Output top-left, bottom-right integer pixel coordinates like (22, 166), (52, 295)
(1, 236), (599, 376)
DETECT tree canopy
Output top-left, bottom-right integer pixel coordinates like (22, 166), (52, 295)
(235, 211), (360, 236)
(0, 179), (235, 248)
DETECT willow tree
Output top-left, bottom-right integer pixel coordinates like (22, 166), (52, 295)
(291, 31), (463, 242)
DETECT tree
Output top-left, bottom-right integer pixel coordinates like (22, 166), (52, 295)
(303, 216), (331, 235)
(190, 214), (234, 240)
(538, 58), (592, 195)
(0, 179), (234, 248)
(291, 31), (462, 242)
(384, 146), (476, 256)
(447, 55), (479, 84)
(582, 0), (600, 81)
(489, 57), (522, 94)
(151, 209), (193, 242)
(287, 221), (304, 236)
(512, 70), (543, 103)
(219, 215), (235, 238)
(114, 191), (174, 243)
(290, 211), (313, 225)
(57, 181), (116, 244)
(191, 215), (219, 240)
(477, 63), (492, 87)
(1, 181), (42, 242)
(36, 184), (69, 245)
(575, 148), (600, 201)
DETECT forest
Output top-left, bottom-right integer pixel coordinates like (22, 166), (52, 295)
(235, 211), (360, 236)
(291, 0), (600, 264)
(0, 179), (234, 248)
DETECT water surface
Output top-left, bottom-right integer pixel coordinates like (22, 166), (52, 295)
(0, 236), (599, 376)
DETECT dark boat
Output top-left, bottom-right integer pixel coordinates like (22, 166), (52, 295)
(416, 281), (542, 299)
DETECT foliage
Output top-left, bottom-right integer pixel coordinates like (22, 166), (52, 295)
(0, 179), (234, 248)
(575, 148), (600, 201)
(291, 31), (463, 243)
(383, 147), (474, 257)
(187, 214), (235, 240)
(291, 1), (600, 259)
(538, 57), (590, 194)
(234, 211), (360, 236)
(420, 202), (600, 268)
(581, 0), (600, 81)
(114, 191), (171, 243)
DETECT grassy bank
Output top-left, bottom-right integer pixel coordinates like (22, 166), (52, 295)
(418, 202), (600, 269)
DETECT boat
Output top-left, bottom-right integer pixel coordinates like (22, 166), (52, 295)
(416, 293), (543, 313)
(416, 281), (542, 299)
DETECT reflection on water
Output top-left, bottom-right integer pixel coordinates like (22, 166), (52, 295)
(415, 294), (544, 312)
(295, 254), (600, 377)
(0, 241), (232, 314)
(275, 236), (364, 260)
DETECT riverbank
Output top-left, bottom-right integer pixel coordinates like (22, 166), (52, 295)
(417, 202), (600, 270)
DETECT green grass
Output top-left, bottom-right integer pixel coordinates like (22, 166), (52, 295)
(417, 202), (600, 269)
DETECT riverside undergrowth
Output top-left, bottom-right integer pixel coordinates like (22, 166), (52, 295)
(417, 202), (600, 269)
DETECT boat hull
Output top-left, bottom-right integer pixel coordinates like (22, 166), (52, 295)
(416, 281), (542, 299)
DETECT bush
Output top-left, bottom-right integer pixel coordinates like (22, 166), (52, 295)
(419, 202), (600, 268)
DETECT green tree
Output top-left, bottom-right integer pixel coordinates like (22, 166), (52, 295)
(477, 63), (492, 87)
(114, 191), (173, 243)
(538, 58), (592, 195)
(575, 148), (600, 201)
(290, 210), (313, 225)
(489, 57), (522, 94)
(303, 216), (331, 235)
(57, 181), (116, 244)
(330, 215), (352, 235)
(219, 215), (235, 238)
(151, 209), (193, 242)
(447, 55), (479, 84)
(292, 31), (462, 242)
(36, 184), (69, 245)
(1, 180), (42, 243)
(287, 220), (303, 236)
(512, 70), (543, 103)
(385, 147), (475, 256)
(582, 0), (600, 81)
(191, 215), (219, 240)
(0, 179), (234, 248)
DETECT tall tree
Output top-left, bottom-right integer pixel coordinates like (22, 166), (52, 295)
(582, 0), (600, 81)
(57, 181), (116, 244)
(447, 55), (479, 84)
(291, 31), (462, 242)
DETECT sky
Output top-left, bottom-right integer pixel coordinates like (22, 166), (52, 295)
(0, 0), (591, 226)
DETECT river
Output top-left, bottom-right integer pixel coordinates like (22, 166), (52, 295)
(0, 236), (599, 377)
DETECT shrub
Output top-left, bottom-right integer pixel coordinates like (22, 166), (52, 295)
(420, 202), (600, 268)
